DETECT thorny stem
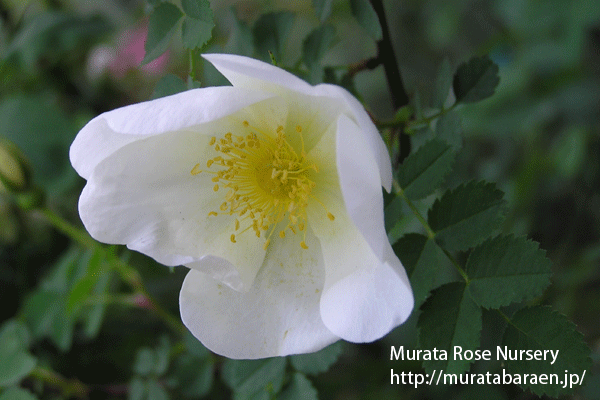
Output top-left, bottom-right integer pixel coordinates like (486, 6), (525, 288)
(369, 0), (411, 163)
(392, 179), (470, 284)
(37, 207), (186, 335)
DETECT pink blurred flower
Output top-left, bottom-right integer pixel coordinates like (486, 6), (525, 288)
(110, 21), (170, 77)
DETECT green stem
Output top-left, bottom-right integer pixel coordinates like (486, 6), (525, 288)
(497, 309), (512, 323)
(189, 49), (197, 81)
(392, 180), (435, 239)
(38, 208), (95, 248)
(405, 103), (457, 132)
(37, 207), (186, 335)
(392, 179), (470, 284)
(30, 366), (89, 399)
(439, 246), (470, 284)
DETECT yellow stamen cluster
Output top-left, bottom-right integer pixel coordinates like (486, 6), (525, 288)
(192, 121), (333, 250)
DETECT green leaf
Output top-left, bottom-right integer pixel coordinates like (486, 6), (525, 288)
(502, 306), (592, 397)
(134, 348), (155, 376)
(152, 74), (187, 99)
(278, 373), (318, 400)
(435, 110), (462, 151)
(457, 384), (508, 400)
(146, 379), (169, 400)
(312, 0), (334, 22)
(418, 282), (482, 375)
(0, 387), (39, 400)
(0, 321), (36, 386)
(393, 234), (444, 307)
(66, 247), (104, 314)
(186, 75), (202, 90)
(396, 139), (456, 200)
(253, 12), (295, 61)
(428, 181), (507, 252)
(290, 341), (342, 375)
(6, 12), (110, 69)
(349, 0), (382, 40)
(82, 271), (111, 339)
(183, 330), (210, 359)
(226, 14), (254, 56)
(466, 235), (552, 308)
(41, 247), (82, 292)
(143, 2), (183, 65)
(222, 358), (287, 400)
(302, 24), (336, 70)
(384, 195), (404, 234)
(453, 54), (500, 103)
(128, 377), (146, 400)
(432, 58), (452, 109)
(170, 354), (213, 398)
(181, 0), (214, 50)
(22, 290), (62, 338)
(50, 306), (75, 352)
(154, 336), (171, 376)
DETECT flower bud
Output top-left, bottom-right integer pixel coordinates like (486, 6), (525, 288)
(0, 140), (31, 193)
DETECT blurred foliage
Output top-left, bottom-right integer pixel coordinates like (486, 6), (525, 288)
(1, 0), (600, 399)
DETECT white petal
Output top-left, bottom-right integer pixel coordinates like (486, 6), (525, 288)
(78, 110), (285, 290)
(202, 53), (315, 96)
(313, 83), (393, 192)
(309, 190), (413, 342)
(319, 245), (413, 343)
(70, 87), (273, 180)
(180, 227), (338, 359)
(307, 115), (413, 343)
(335, 114), (389, 260)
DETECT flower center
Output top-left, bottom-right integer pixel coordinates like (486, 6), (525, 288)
(192, 121), (334, 250)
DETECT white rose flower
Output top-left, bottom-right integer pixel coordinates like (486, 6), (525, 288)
(70, 54), (413, 359)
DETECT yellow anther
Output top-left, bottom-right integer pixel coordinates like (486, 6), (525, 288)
(196, 121), (317, 252)
(208, 211), (218, 217)
(209, 137), (216, 145)
(327, 212), (335, 221)
(191, 164), (202, 175)
(230, 234), (236, 243)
